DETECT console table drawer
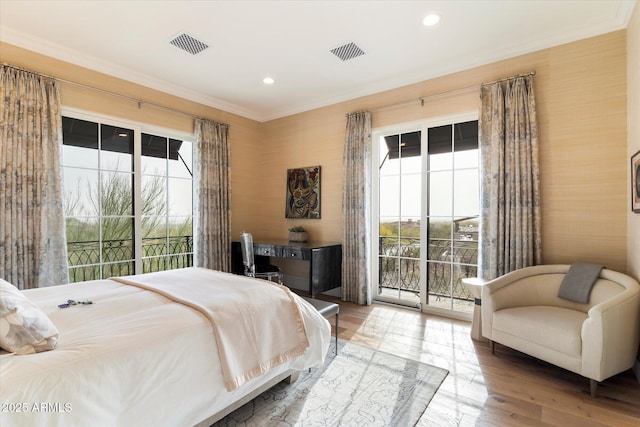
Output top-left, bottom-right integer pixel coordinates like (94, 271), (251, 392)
(282, 247), (310, 260)
(254, 245), (281, 257)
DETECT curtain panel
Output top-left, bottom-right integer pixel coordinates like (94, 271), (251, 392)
(0, 65), (69, 289)
(479, 75), (542, 280)
(194, 118), (231, 272)
(342, 111), (372, 305)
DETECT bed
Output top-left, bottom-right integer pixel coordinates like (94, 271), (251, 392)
(0, 267), (331, 427)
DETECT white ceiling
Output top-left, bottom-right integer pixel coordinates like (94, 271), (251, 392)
(0, 0), (636, 122)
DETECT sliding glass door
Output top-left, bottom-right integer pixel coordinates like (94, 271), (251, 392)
(373, 115), (479, 317)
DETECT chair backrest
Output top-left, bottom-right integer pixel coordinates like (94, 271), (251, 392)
(239, 232), (255, 274)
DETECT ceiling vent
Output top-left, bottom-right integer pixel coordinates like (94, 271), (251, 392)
(169, 33), (209, 55)
(330, 42), (365, 61)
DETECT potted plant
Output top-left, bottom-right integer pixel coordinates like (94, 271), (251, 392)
(288, 226), (308, 242)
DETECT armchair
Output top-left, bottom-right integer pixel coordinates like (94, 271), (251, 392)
(481, 264), (640, 397)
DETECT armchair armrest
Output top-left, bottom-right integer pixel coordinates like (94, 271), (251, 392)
(581, 289), (640, 381)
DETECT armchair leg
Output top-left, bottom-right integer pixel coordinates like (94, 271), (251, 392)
(489, 339), (495, 354)
(590, 379), (598, 398)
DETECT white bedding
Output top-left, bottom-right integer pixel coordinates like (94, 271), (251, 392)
(112, 268), (311, 391)
(0, 268), (331, 427)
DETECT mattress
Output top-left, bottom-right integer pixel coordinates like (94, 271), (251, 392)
(0, 268), (331, 427)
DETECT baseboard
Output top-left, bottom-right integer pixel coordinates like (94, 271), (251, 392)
(634, 359), (640, 383)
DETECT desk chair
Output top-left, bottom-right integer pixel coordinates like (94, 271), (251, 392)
(239, 232), (282, 284)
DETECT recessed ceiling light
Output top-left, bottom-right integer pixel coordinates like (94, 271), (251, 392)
(263, 77), (275, 85)
(423, 13), (440, 26)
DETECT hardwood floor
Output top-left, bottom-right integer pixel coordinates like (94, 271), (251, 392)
(310, 294), (640, 427)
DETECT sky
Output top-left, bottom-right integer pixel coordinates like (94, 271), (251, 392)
(378, 137), (479, 225)
(62, 141), (193, 222)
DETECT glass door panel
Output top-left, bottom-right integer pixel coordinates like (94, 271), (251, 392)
(374, 117), (479, 316)
(376, 130), (421, 305)
(423, 120), (479, 314)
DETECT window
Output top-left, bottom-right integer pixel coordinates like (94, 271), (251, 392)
(373, 115), (479, 316)
(140, 132), (193, 273)
(62, 113), (193, 282)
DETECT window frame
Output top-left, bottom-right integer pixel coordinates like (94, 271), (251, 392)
(61, 107), (195, 280)
(371, 111), (479, 320)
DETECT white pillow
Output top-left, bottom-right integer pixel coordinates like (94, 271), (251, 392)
(0, 278), (59, 354)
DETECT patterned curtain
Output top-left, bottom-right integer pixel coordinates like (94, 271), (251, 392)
(0, 65), (69, 289)
(479, 75), (541, 280)
(194, 118), (231, 272)
(342, 111), (372, 305)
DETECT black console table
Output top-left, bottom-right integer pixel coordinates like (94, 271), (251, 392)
(231, 239), (342, 297)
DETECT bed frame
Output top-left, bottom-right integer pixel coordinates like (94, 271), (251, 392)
(194, 370), (300, 426)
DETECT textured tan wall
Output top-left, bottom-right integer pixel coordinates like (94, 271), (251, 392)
(0, 29), (630, 273)
(627, 3), (640, 281)
(624, 2), (640, 369)
(541, 33), (627, 272)
(261, 30), (629, 273)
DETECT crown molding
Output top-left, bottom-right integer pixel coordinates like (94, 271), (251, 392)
(1, 1), (634, 124)
(0, 26), (263, 121)
(259, 14), (632, 121)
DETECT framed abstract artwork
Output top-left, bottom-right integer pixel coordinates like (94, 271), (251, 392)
(286, 166), (321, 219)
(632, 150), (640, 213)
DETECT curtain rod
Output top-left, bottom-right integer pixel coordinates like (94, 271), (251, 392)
(2, 62), (205, 121)
(4, 62), (534, 121)
(481, 70), (536, 86)
(369, 70), (536, 113)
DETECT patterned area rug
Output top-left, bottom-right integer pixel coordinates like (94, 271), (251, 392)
(213, 339), (448, 427)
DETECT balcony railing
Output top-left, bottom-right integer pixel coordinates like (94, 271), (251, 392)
(379, 236), (478, 301)
(67, 236), (193, 282)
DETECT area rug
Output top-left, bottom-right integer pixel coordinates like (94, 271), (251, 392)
(213, 339), (448, 427)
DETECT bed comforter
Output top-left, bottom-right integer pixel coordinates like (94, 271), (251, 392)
(0, 268), (331, 427)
